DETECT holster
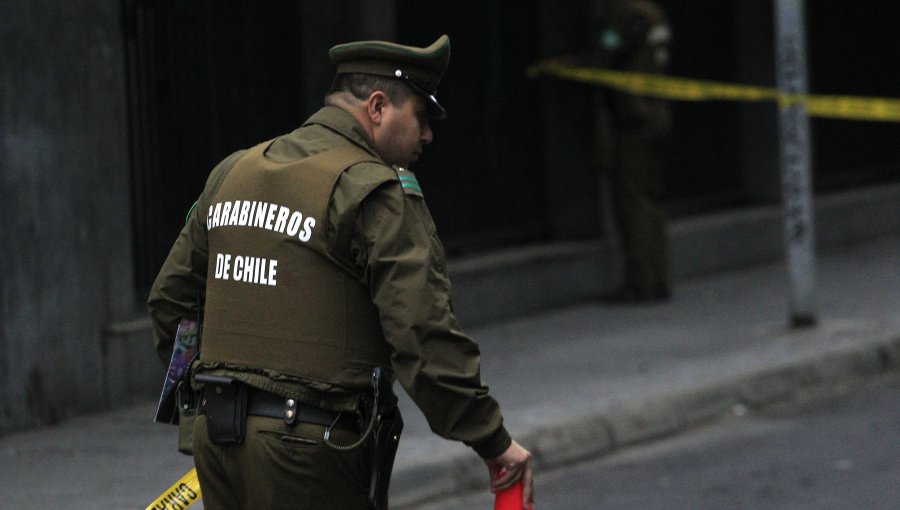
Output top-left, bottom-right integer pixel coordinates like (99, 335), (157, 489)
(368, 368), (403, 510)
(196, 373), (248, 445)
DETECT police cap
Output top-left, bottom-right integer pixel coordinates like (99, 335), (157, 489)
(329, 35), (451, 119)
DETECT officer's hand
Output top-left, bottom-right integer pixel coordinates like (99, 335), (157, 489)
(485, 440), (534, 508)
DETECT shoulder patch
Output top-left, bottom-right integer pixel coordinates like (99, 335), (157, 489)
(185, 200), (198, 224)
(395, 166), (424, 198)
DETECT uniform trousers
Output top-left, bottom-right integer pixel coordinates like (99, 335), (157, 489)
(609, 125), (671, 298)
(193, 414), (369, 509)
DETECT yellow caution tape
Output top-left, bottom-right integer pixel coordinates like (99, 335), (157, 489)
(528, 60), (900, 123)
(145, 468), (202, 510)
(804, 94), (900, 122)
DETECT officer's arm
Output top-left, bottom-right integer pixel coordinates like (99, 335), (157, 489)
(356, 179), (512, 459)
(146, 151), (244, 364)
(146, 201), (209, 365)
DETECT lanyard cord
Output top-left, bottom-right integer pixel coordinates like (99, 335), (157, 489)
(323, 374), (380, 451)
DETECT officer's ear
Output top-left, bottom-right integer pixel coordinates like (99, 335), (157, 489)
(367, 91), (388, 126)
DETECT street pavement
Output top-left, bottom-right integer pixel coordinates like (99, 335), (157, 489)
(0, 234), (897, 510)
(416, 372), (900, 509)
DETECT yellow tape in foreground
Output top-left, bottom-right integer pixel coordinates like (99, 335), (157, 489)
(145, 468), (202, 510)
(529, 61), (900, 123)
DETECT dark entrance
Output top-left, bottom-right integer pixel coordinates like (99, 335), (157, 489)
(122, 0), (307, 292)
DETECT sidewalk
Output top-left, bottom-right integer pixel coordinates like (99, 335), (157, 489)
(1, 235), (898, 510)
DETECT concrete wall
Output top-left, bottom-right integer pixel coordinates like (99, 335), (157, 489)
(0, 0), (404, 437)
(450, 182), (900, 326)
(1, 0), (136, 432)
(734, 0), (781, 203)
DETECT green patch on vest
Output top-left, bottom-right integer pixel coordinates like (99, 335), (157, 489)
(395, 167), (424, 198)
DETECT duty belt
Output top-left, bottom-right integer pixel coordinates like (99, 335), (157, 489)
(245, 387), (359, 431)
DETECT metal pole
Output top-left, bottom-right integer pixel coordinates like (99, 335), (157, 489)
(774, 0), (817, 327)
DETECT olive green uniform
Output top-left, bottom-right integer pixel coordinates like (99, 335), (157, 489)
(593, 0), (672, 299)
(148, 106), (510, 508)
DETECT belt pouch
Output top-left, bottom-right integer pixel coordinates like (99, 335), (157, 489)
(176, 381), (199, 455)
(197, 374), (247, 445)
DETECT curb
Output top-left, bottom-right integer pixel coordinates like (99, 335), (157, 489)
(390, 333), (900, 509)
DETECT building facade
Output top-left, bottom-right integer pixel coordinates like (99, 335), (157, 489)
(2, 0), (898, 434)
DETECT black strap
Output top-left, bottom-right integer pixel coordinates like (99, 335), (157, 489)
(245, 388), (358, 431)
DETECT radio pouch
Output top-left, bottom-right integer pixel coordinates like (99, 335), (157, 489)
(196, 374), (248, 445)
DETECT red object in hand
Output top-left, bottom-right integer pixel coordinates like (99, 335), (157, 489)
(494, 479), (532, 510)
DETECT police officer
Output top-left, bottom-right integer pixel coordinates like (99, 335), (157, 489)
(147, 35), (533, 509)
(592, 0), (673, 301)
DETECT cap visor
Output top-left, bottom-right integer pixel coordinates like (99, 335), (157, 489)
(403, 80), (447, 119)
(426, 96), (447, 120)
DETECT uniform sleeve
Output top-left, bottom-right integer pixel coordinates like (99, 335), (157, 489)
(343, 173), (511, 459)
(146, 202), (209, 365)
(146, 151), (243, 365)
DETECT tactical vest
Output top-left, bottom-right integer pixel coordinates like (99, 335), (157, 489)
(200, 139), (393, 390)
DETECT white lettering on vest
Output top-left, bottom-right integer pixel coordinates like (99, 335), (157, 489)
(205, 200), (317, 244)
(212, 202), (222, 228)
(214, 253), (232, 280)
(253, 202), (268, 228)
(229, 254), (278, 286)
(286, 211), (303, 237)
(268, 259), (278, 285)
(300, 217), (316, 242)
(264, 204), (277, 230)
(238, 201), (251, 226)
(220, 202), (232, 226)
(273, 206), (290, 233)
(229, 200), (241, 226)
(248, 201), (259, 226)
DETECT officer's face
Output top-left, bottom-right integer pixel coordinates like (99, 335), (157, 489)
(375, 94), (433, 167)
